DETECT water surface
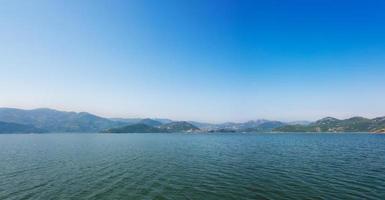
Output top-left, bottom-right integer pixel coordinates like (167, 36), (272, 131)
(0, 133), (384, 199)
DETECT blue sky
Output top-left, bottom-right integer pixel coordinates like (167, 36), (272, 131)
(1, 0), (385, 122)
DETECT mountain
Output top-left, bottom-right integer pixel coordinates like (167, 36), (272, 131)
(109, 118), (142, 124)
(109, 118), (289, 132)
(275, 116), (385, 132)
(208, 128), (237, 133)
(287, 121), (312, 125)
(138, 118), (163, 126)
(2, 107), (383, 133)
(201, 120), (287, 132)
(242, 121), (287, 132)
(373, 117), (385, 125)
(159, 121), (200, 132)
(0, 121), (45, 133)
(216, 120), (270, 130)
(110, 118), (173, 125)
(103, 121), (200, 133)
(375, 128), (385, 133)
(187, 121), (216, 129)
(242, 120), (271, 128)
(102, 124), (165, 133)
(0, 108), (126, 132)
(153, 118), (174, 124)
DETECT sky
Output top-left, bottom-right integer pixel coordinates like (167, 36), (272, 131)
(1, 0), (385, 123)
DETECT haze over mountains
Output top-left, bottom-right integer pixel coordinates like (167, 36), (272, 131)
(0, 107), (384, 133)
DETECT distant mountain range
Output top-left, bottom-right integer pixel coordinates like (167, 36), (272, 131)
(0, 108), (201, 133)
(275, 117), (385, 133)
(0, 107), (383, 133)
(190, 120), (293, 132)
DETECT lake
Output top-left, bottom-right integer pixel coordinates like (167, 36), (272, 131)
(0, 133), (384, 199)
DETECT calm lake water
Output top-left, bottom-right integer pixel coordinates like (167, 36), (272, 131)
(0, 133), (384, 200)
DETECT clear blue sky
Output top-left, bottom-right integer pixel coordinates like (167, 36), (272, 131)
(1, 0), (385, 122)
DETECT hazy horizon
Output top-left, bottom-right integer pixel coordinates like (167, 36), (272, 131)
(1, 0), (385, 122)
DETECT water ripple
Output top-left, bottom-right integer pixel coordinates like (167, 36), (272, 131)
(0, 133), (384, 199)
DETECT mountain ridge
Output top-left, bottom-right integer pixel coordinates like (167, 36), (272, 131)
(275, 116), (385, 133)
(0, 107), (125, 132)
(0, 107), (383, 133)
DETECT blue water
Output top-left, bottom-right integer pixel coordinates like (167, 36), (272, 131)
(0, 133), (384, 200)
